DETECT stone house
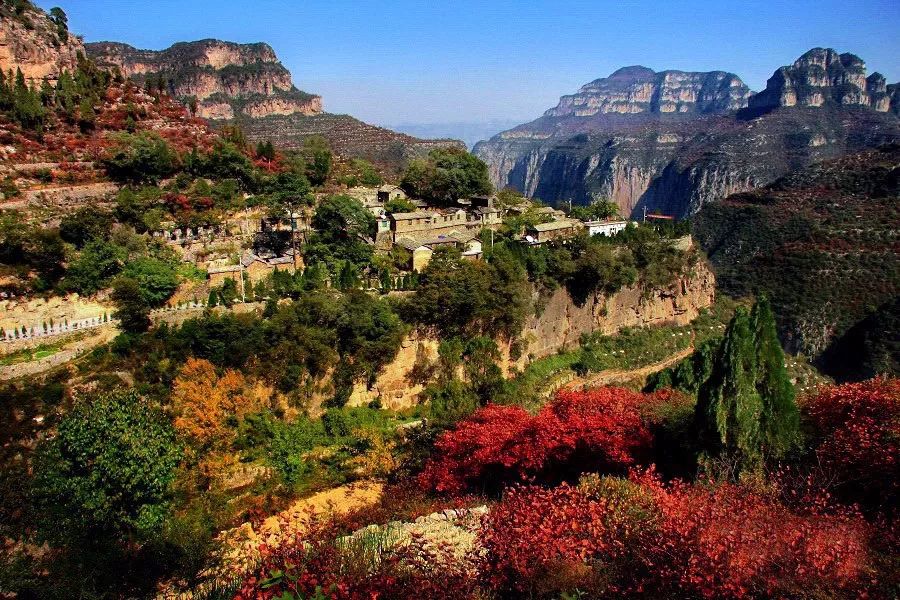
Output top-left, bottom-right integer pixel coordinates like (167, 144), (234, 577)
(377, 184), (407, 204)
(525, 219), (584, 245)
(396, 229), (484, 272)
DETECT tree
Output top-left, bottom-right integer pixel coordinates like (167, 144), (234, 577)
(102, 132), (178, 184)
(121, 256), (179, 307)
(172, 358), (271, 457)
(695, 299), (799, 474)
(306, 194), (375, 269)
(112, 276), (151, 333)
(256, 140), (276, 161)
(59, 204), (113, 248)
(401, 147), (492, 205)
(64, 239), (125, 295)
(266, 170), (312, 260)
(33, 389), (181, 542)
(301, 135), (332, 186)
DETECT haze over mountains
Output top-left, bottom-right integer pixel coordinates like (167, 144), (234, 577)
(474, 48), (900, 218)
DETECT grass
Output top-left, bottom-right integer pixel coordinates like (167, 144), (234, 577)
(0, 343), (62, 366)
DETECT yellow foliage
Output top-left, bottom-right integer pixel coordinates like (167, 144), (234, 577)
(172, 358), (272, 452)
(348, 427), (398, 478)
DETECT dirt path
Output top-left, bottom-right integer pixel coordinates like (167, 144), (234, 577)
(560, 345), (695, 392)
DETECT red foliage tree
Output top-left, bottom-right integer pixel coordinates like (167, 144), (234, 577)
(801, 378), (899, 510)
(419, 388), (653, 494)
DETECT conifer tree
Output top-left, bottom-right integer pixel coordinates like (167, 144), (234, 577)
(695, 298), (799, 475)
(751, 296), (799, 459)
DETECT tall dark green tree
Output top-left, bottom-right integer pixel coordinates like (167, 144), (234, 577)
(750, 296), (799, 459)
(695, 298), (799, 474)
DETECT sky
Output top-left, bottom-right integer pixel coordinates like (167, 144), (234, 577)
(39, 0), (900, 127)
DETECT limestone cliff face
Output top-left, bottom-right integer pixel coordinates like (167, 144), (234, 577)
(0, 3), (84, 83)
(475, 48), (900, 219)
(85, 39), (322, 119)
(547, 66), (751, 117)
(351, 261), (716, 409)
(749, 48), (889, 112)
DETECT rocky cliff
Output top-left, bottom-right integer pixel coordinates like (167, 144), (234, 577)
(86, 38), (461, 169)
(351, 261), (716, 409)
(86, 39), (322, 120)
(546, 66), (751, 117)
(475, 48), (900, 218)
(0, 2), (84, 83)
(748, 48), (890, 112)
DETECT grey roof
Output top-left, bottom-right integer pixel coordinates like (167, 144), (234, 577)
(396, 236), (430, 251)
(529, 219), (581, 233)
(447, 229), (480, 243)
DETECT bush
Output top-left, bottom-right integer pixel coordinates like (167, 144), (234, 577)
(102, 132), (178, 184)
(419, 388), (652, 494)
(801, 378), (899, 511)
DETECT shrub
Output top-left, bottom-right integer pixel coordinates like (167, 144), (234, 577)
(419, 388), (652, 494)
(801, 378), (899, 511)
(102, 132), (178, 184)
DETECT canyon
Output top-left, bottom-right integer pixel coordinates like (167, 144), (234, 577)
(474, 48), (900, 218)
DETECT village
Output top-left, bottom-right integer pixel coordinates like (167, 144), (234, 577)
(195, 183), (631, 288)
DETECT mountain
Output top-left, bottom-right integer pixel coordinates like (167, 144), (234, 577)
(474, 49), (900, 218)
(692, 143), (900, 374)
(86, 39), (322, 120)
(86, 39), (462, 170)
(0, 1), (84, 83)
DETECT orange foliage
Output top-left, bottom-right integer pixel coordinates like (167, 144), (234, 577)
(172, 358), (272, 453)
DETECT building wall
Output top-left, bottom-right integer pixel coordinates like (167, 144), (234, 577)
(411, 247), (433, 272)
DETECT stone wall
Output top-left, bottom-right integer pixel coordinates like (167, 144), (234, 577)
(349, 261), (716, 409)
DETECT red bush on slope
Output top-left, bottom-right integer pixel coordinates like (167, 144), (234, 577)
(801, 377), (899, 510)
(418, 388), (653, 494)
(480, 473), (875, 599)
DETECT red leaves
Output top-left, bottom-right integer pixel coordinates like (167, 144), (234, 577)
(419, 388), (654, 494)
(802, 378), (899, 509)
(479, 474), (874, 599)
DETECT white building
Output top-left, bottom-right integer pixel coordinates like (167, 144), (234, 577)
(585, 219), (629, 237)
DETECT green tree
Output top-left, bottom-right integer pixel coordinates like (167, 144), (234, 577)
(122, 256), (179, 307)
(102, 132), (178, 184)
(64, 239), (125, 295)
(301, 135), (332, 186)
(59, 205), (113, 248)
(112, 276), (151, 333)
(33, 388), (181, 542)
(750, 296), (799, 459)
(400, 146), (492, 205)
(305, 194), (375, 269)
(695, 299), (799, 474)
(265, 170), (312, 259)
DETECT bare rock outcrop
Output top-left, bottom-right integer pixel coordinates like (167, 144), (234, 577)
(547, 66), (751, 117)
(86, 39), (323, 119)
(474, 48), (900, 219)
(749, 48), (889, 112)
(351, 260), (716, 409)
(0, 3), (84, 84)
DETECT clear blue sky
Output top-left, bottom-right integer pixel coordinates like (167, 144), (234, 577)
(39, 0), (900, 126)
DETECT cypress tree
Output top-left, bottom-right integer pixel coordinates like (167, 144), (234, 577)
(695, 299), (799, 475)
(751, 296), (799, 459)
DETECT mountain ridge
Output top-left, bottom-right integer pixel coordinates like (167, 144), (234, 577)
(474, 48), (900, 218)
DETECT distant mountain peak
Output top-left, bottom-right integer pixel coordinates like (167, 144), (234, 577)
(749, 47), (891, 113)
(546, 66), (750, 118)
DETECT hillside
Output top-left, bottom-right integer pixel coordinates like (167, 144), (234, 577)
(474, 48), (900, 218)
(692, 144), (900, 373)
(86, 39), (463, 170)
(0, 1), (84, 83)
(86, 39), (322, 120)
